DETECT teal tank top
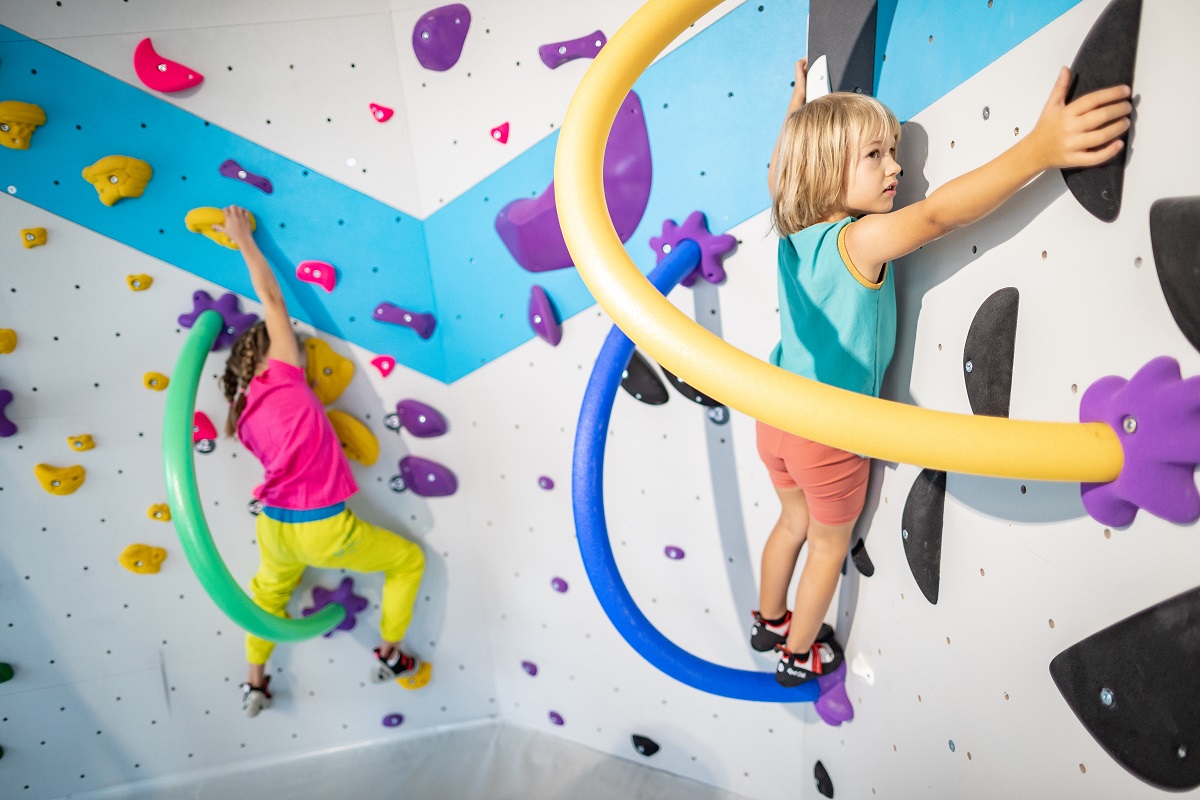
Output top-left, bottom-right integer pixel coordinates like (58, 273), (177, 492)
(769, 217), (896, 397)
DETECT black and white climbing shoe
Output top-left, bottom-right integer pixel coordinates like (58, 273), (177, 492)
(240, 676), (272, 718)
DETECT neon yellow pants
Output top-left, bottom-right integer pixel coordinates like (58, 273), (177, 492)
(246, 508), (425, 665)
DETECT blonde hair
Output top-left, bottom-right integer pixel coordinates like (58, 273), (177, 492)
(771, 93), (901, 237)
(221, 321), (270, 437)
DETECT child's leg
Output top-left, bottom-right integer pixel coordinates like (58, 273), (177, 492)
(245, 516), (306, 676)
(784, 517), (856, 653)
(758, 484), (811, 619)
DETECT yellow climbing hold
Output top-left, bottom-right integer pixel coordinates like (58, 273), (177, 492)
(20, 227), (46, 248)
(147, 503), (172, 522)
(305, 338), (354, 405)
(185, 206), (255, 250)
(0, 101), (46, 149)
(127, 274), (153, 291)
(327, 410), (379, 466)
(144, 372), (169, 391)
(67, 434), (95, 452)
(119, 543), (167, 574)
(0, 329), (16, 354)
(81, 155), (153, 206)
(398, 661), (432, 690)
(34, 463), (86, 496)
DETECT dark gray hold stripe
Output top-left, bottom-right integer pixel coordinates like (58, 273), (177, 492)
(619, 348), (669, 405)
(659, 364), (723, 408)
(807, 0), (878, 95)
(850, 538), (875, 577)
(814, 759), (835, 798)
(901, 469), (946, 605)
(1150, 197), (1200, 354)
(963, 287), (1019, 418)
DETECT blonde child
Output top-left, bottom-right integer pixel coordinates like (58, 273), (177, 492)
(217, 205), (426, 715)
(752, 60), (1131, 686)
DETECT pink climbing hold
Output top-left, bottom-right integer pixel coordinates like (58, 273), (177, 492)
(412, 4), (471, 72)
(370, 103), (395, 123)
(0, 389), (15, 437)
(371, 355), (396, 378)
(528, 285), (562, 346)
(192, 411), (217, 444)
(491, 122), (510, 144)
(538, 30), (607, 69)
(296, 260), (337, 293)
(302, 576), (369, 637)
(132, 38), (204, 93)
(373, 302), (437, 339)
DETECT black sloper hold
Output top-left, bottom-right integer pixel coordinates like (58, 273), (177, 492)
(963, 287), (1019, 418)
(632, 734), (660, 757)
(659, 364), (722, 407)
(814, 760), (835, 798)
(1150, 197), (1200, 354)
(901, 469), (946, 605)
(1060, 0), (1141, 222)
(808, 0), (877, 95)
(1049, 586), (1200, 791)
(620, 349), (669, 405)
(851, 538), (875, 577)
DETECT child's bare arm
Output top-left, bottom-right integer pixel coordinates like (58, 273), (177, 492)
(768, 58), (809, 197)
(846, 68), (1132, 270)
(219, 206), (302, 367)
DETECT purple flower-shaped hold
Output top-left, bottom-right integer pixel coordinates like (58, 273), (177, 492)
(301, 576), (369, 636)
(1080, 356), (1200, 526)
(177, 291), (259, 350)
(649, 211), (737, 288)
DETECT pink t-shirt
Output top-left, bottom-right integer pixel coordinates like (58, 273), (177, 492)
(237, 359), (358, 509)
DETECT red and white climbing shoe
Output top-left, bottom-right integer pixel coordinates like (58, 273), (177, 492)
(775, 639), (843, 688)
(751, 611), (835, 654)
(240, 675), (272, 718)
(371, 646), (422, 683)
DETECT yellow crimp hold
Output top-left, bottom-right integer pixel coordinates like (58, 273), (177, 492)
(127, 274), (153, 291)
(0, 101), (46, 149)
(81, 155), (153, 206)
(119, 543), (167, 574)
(398, 661), (432, 690)
(20, 227), (46, 248)
(327, 409), (379, 466)
(0, 329), (16, 354)
(143, 372), (169, 391)
(305, 338), (354, 404)
(147, 503), (172, 522)
(34, 464), (86, 496)
(185, 206), (255, 250)
(67, 434), (95, 452)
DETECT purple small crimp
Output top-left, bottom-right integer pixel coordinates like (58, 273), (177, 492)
(664, 546), (685, 560)
(382, 713), (404, 728)
(538, 30), (606, 69)
(548, 711), (564, 726)
(814, 662), (854, 726)
(412, 4), (471, 72)
(550, 577), (568, 593)
(521, 660), (538, 676)
(373, 302), (436, 339)
(218, 159), (273, 194)
(399, 455), (458, 497)
(1080, 356), (1200, 526)
(301, 576), (369, 636)
(537, 476), (554, 491)
(649, 211), (738, 288)
(528, 285), (562, 346)
(395, 399), (448, 438)
(0, 389), (16, 437)
(177, 291), (259, 350)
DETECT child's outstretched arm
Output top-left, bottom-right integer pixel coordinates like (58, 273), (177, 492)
(845, 68), (1132, 272)
(219, 205), (302, 367)
(768, 58), (809, 197)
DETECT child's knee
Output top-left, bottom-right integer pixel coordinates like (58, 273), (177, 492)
(387, 539), (424, 578)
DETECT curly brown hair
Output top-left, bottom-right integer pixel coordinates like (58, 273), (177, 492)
(221, 321), (270, 437)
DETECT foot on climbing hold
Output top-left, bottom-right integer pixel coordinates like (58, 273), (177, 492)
(185, 207), (256, 250)
(412, 4), (471, 72)
(384, 398), (448, 437)
(303, 576), (368, 635)
(218, 159), (273, 194)
(397, 661), (433, 690)
(67, 434), (94, 452)
(20, 228), (46, 248)
(538, 30), (606, 69)
(304, 338), (354, 404)
(0, 390), (14, 437)
(0, 101), (46, 149)
(82, 156), (153, 206)
(177, 291), (259, 350)
(147, 503), (171, 522)
(119, 543), (167, 574)
(327, 410), (379, 466)
(35, 464), (86, 495)
(126, 274), (153, 291)
(0, 329), (16, 354)
(296, 260), (337, 293)
(132, 38), (203, 93)
(372, 303), (436, 339)
(528, 285), (562, 346)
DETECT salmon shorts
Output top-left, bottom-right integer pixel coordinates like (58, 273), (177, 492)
(755, 421), (869, 526)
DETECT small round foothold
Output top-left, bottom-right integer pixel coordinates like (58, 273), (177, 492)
(1122, 416), (1137, 434)
(1100, 687), (1114, 706)
(389, 475), (407, 493)
(664, 546), (685, 560)
(964, 360), (974, 374)
(521, 660), (538, 676)
(383, 413), (401, 431)
(382, 713), (404, 728)
(551, 577), (568, 593)
(538, 476), (554, 490)
(548, 711), (564, 726)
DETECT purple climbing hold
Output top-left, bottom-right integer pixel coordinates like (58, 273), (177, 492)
(550, 577), (568, 593)
(528, 285), (562, 346)
(389, 398), (448, 438)
(664, 546), (685, 560)
(0, 389), (15, 437)
(382, 713), (405, 728)
(538, 29), (607, 69)
(218, 159), (273, 194)
(521, 660), (538, 676)
(177, 291), (259, 351)
(412, 4), (471, 72)
(548, 711), (564, 726)
(814, 661), (854, 726)
(301, 576), (369, 637)
(495, 91), (651, 273)
(398, 455), (458, 497)
(649, 211), (737, 288)
(537, 475), (555, 491)
(1080, 356), (1200, 526)
(373, 302), (436, 339)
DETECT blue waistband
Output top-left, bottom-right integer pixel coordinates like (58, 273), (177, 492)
(261, 502), (346, 523)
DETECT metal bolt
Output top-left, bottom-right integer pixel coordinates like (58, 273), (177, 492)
(949, 740), (956, 752)
(421, 31), (430, 40)
(24, 233), (34, 241)
(157, 63), (167, 73)
(662, 243), (673, 254)
(109, 175), (120, 184)
(1122, 416), (1137, 434)
(982, 106), (990, 120)
(1100, 687), (1114, 706)
(237, 170), (247, 179)
(1179, 746), (1188, 759)
(532, 315), (542, 324)
(226, 326), (236, 336)
(323, 367), (332, 376)
(902, 529), (909, 540)
(964, 360), (974, 373)
(558, 46), (567, 55)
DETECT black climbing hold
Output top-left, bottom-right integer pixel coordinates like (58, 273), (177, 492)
(814, 759), (834, 798)
(632, 734), (660, 756)
(659, 364), (722, 407)
(901, 469), (946, 605)
(963, 287), (1019, 418)
(1049, 586), (1200, 791)
(1060, 0), (1141, 222)
(1150, 197), (1200, 354)
(620, 349), (669, 405)
(851, 538), (875, 577)
(0, 663), (12, 684)
(808, 0), (877, 95)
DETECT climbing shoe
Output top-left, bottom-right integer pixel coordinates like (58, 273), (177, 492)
(775, 639), (843, 688)
(371, 646), (422, 683)
(751, 611), (835, 653)
(240, 675), (272, 718)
